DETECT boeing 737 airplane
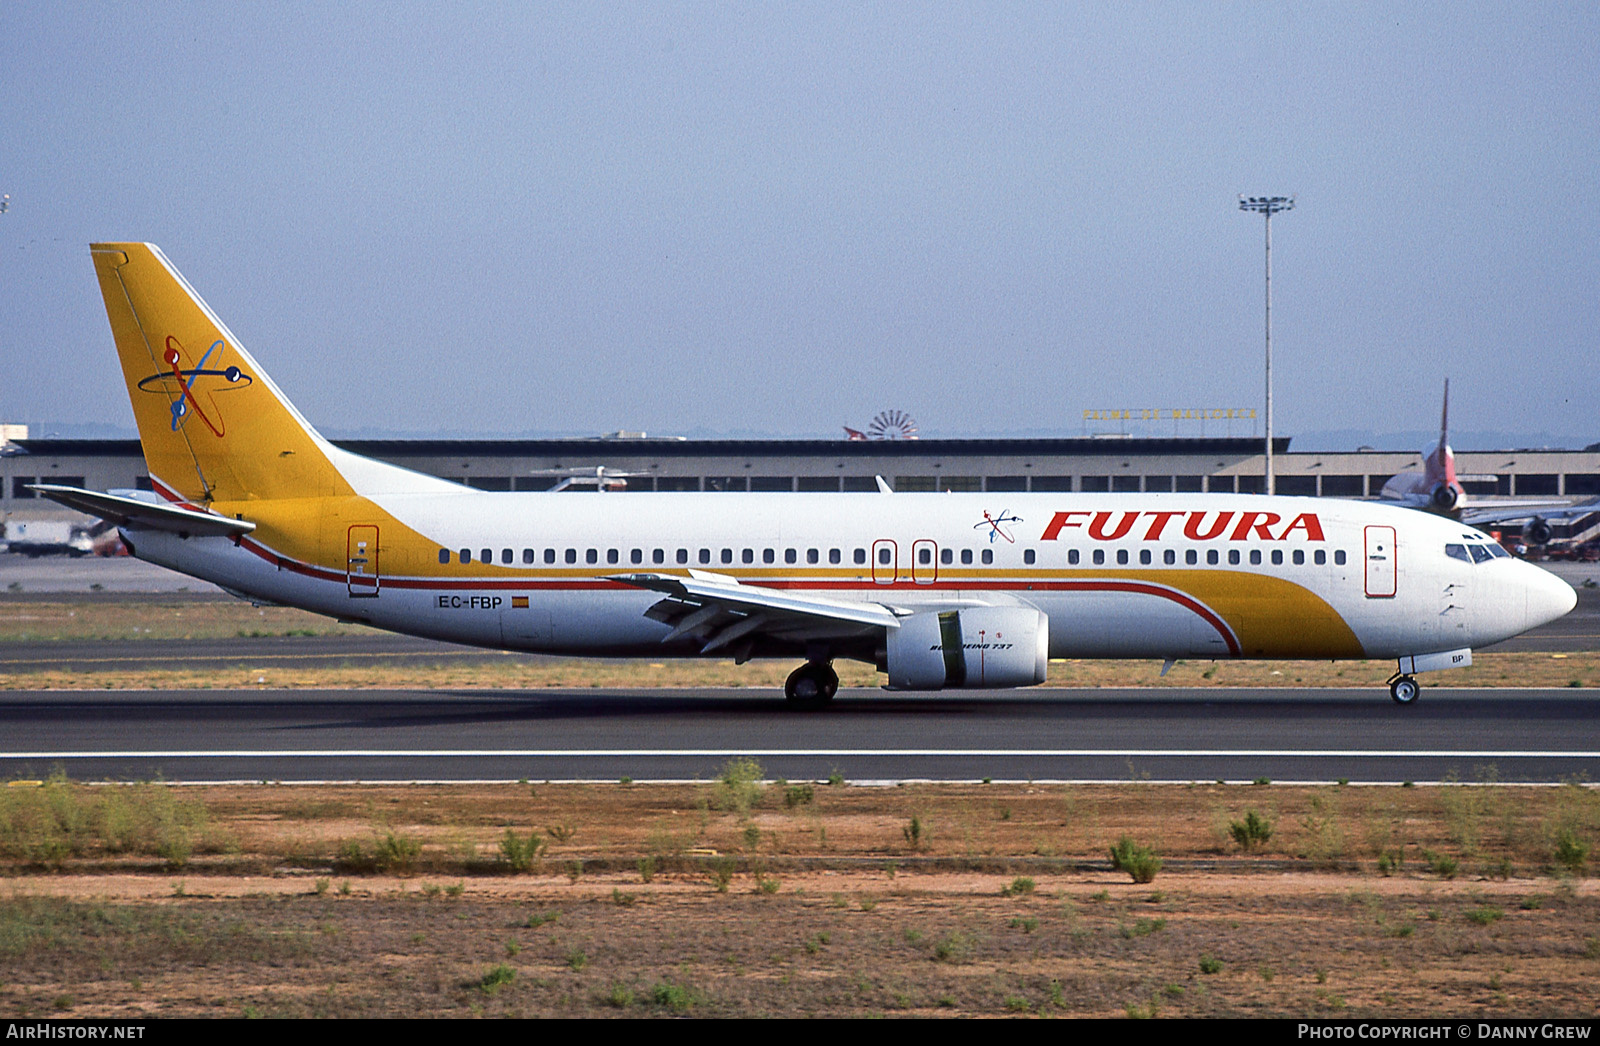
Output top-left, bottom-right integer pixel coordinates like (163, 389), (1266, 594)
(34, 244), (1577, 707)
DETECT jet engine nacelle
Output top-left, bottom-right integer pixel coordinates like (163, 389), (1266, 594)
(884, 606), (1049, 690)
(1525, 517), (1552, 545)
(1430, 483), (1461, 511)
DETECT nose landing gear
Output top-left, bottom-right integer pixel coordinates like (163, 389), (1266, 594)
(1388, 674), (1420, 705)
(785, 661), (839, 708)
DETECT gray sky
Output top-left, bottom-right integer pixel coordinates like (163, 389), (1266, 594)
(2, 3), (1596, 447)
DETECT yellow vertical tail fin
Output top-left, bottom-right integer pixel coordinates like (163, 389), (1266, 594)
(92, 243), (352, 504)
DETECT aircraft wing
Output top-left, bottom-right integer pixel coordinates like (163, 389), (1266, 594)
(27, 484), (256, 538)
(609, 569), (902, 661)
(1460, 499), (1600, 527)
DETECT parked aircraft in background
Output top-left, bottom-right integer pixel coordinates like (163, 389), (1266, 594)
(1380, 380), (1594, 544)
(32, 244), (1577, 707)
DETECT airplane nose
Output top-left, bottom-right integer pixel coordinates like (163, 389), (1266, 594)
(1525, 565), (1577, 631)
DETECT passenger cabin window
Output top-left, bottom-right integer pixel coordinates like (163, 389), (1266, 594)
(1250, 550), (1262, 565)
(1067, 549), (1080, 565)
(763, 549), (775, 564)
(1139, 549), (1151, 565)
(742, 549), (754, 564)
(919, 547), (933, 565)
(853, 549), (866, 565)
(981, 549), (994, 565)
(785, 549), (797, 564)
(1166, 549), (1178, 565)
(699, 549), (711, 565)
(1334, 550), (1347, 565)
(502, 549), (513, 565)
(1293, 550), (1304, 565)
(652, 549), (664, 564)
(806, 549), (819, 564)
(438, 549), (450, 564)
(607, 549), (619, 565)
(1228, 550), (1240, 565)
(830, 549), (842, 564)
(565, 549), (577, 564)
(1207, 550), (1219, 565)
(878, 547), (891, 565)
(460, 548), (472, 564)
(940, 548), (953, 565)
(676, 549), (688, 564)
(1023, 549), (1035, 565)
(1271, 550), (1283, 565)
(1314, 550), (1326, 565)
(631, 549), (643, 565)
(1093, 550), (1105, 565)
(721, 549), (733, 564)
(961, 549), (974, 565)
(1116, 550), (1129, 565)
(1184, 549), (1196, 565)
(521, 549), (534, 564)
(481, 548), (492, 564)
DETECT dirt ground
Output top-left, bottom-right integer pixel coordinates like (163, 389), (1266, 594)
(2, 779), (1596, 1018)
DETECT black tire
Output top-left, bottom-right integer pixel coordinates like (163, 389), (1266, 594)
(817, 662), (839, 701)
(1390, 676), (1420, 705)
(785, 662), (837, 708)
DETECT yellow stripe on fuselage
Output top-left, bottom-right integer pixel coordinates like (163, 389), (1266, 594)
(232, 505), (1364, 660)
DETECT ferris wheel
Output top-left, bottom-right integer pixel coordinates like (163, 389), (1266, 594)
(867, 410), (918, 440)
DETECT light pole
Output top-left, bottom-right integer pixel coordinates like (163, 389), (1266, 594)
(1238, 195), (1293, 495)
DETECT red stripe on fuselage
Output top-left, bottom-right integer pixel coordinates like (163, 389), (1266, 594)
(215, 531), (1244, 657)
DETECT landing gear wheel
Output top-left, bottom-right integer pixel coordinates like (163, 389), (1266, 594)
(1390, 675), (1420, 705)
(785, 661), (839, 708)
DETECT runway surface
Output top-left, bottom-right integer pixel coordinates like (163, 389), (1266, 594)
(2, 686), (1596, 784)
(0, 633), (523, 673)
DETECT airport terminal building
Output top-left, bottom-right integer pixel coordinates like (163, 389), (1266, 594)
(5, 434), (1598, 529)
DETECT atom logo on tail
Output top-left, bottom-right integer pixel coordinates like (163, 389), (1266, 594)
(137, 336), (252, 436)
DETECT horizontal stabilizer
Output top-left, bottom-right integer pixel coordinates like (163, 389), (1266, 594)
(28, 484), (256, 537)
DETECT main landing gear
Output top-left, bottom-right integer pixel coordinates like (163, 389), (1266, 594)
(785, 660), (839, 708)
(1388, 674), (1420, 705)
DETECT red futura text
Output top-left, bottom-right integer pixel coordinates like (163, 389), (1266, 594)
(1039, 510), (1326, 542)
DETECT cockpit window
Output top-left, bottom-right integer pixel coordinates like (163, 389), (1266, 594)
(1448, 541), (1509, 564)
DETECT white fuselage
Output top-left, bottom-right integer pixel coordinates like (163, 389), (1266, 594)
(123, 490), (1577, 666)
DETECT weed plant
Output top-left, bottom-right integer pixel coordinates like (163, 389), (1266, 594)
(1109, 836), (1162, 883)
(714, 758), (766, 814)
(1230, 810), (1274, 852)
